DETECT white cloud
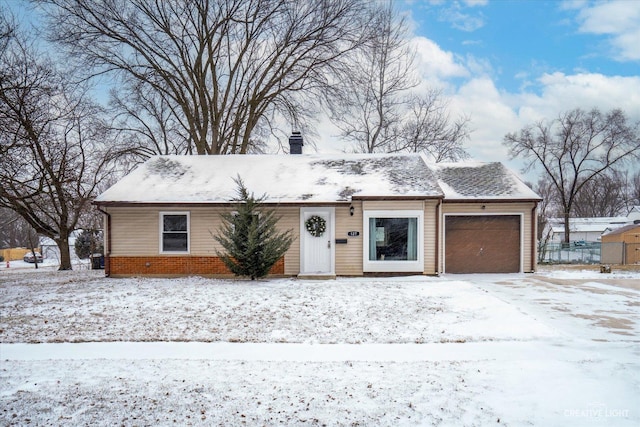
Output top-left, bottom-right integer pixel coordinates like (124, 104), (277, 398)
(443, 11), (484, 32)
(575, 0), (640, 61)
(559, 0), (588, 11)
(612, 27), (640, 61)
(437, 2), (486, 32)
(576, 1), (640, 33)
(448, 78), (518, 164)
(411, 36), (470, 82)
(462, 39), (483, 46)
(351, 34), (638, 177)
(463, 54), (494, 77)
(530, 72), (640, 118)
(462, 0), (488, 6)
(444, 71), (640, 178)
(317, 33), (640, 180)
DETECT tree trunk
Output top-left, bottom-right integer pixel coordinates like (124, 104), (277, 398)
(563, 211), (571, 245)
(56, 236), (73, 270)
(30, 248), (39, 269)
(28, 233), (39, 270)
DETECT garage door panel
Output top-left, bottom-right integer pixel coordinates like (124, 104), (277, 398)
(445, 215), (520, 273)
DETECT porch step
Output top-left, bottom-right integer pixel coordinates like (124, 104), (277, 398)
(297, 274), (336, 280)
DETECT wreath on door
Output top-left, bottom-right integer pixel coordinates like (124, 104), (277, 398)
(305, 215), (326, 237)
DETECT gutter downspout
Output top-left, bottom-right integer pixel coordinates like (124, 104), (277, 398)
(531, 202), (538, 273)
(436, 198), (442, 275)
(96, 206), (111, 277)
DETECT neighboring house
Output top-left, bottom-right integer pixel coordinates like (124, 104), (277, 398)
(0, 247), (32, 261)
(545, 217), (629, 244)
(601, 222), (640, 265)
(39, 231), (82, 263)
(627, 206), (640, 223)
(94, 135), (541, 277)
(545, 206), (640, 244)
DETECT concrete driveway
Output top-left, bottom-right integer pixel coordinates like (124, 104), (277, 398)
(464, 266), (640, 343)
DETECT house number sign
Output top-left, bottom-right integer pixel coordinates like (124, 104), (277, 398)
(347, 231), (360, 237)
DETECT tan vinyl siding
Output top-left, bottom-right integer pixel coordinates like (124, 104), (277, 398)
(335, 202), (363, 275)
(107, 207), (160, 256)
(276, 206), (300, 276)
(362, 200), (425, 211)
(601, 227), (640, 244)
(105, 206), (300, 260)
(440, 202), (537, 273)
(106, 206), (231, 256)
(104, 199), (534, 276)
(423, 200), (439, 274)
(190, 207), (226, 255)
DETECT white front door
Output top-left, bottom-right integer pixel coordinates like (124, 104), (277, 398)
(300, 207), (335, 275)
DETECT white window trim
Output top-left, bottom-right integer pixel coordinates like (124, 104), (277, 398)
(159, 211), (190, 254)
(363, 210), (424, 273)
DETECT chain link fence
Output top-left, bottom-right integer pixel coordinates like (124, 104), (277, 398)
(539, 242), (640, 265)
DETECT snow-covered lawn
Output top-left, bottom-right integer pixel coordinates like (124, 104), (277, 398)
(1, 266), (639, 426)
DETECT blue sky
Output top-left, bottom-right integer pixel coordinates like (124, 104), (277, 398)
(406, 0), (639, 92)
(384, 0), (640, 179)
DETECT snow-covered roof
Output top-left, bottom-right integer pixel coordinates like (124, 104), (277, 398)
(601, 222), (640, 237)
(550, 224), (616, 234)
(95, 154), (444, 204)
(547, 217), (630, 234)
(39, 231), (82, 246)
(548, 217), (629, 226)
(94, 154), (540, 205)
(428, 161), (541, 201)
(628, 206), (640, 221)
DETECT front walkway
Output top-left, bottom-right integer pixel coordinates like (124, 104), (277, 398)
(2, 339), (637, 363)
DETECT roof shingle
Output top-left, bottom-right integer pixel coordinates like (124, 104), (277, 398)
(429, 161), (540, 200)
(94, 154), (540, 204)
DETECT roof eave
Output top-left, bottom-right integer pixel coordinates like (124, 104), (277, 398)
(442, 197), (542, 203)
(352, 195), (443, 201)
(94, 195), (444, 208)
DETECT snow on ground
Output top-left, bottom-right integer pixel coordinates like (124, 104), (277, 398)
(0, 271), (558, 344)
(1, 267), (639, 426)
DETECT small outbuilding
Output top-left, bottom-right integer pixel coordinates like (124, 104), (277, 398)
(601, 222), (640, 265)
(94, 138), (541, 277)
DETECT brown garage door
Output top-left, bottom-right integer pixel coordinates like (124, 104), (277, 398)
(445, 215), (520, 273)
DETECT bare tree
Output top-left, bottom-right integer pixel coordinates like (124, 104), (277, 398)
(40, 0), (376, 155)
(329, 1), (416, 153)
(572, 169), (628, 217)
(0, 15), (115, 270)
(109, 78), (193, 164)
(0, 9), (14, 49)
(391, 90), (471, 161)
(532, 176), (559, 262)
(0, 207), (38, 249)
(626, 170), (640, 209)
(327, 3), (470, 160)
(504, 108), (640, 244)
(533, 176), (561, 234)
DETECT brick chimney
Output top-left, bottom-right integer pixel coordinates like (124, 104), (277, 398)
(289, 131), (303, 154)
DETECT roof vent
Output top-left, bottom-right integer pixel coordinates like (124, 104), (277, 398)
(289, 131), (303, 154)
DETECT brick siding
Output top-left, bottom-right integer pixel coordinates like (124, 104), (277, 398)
(107, 255), (285, 277)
